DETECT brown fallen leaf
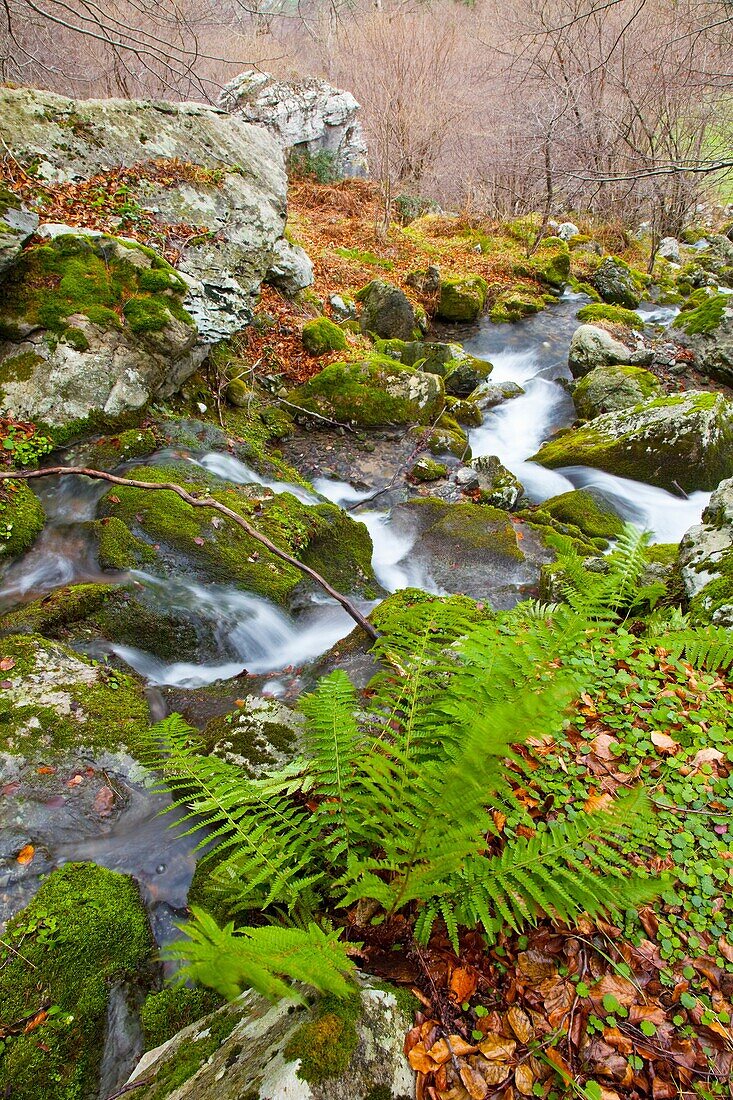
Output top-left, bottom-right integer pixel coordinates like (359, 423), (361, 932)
(478, 1033), (516, 1061)
(505, 1006), (534, 1044)
(23, 1009), (48, 1033)
(448, 1036), (479, 1057)
(408, 1042), (441, 1074)
(193, 536), (206, 545)
(475, 1059), (512, 1087)
(584, 790), (614, 813)
(92, 786), (115, 816)
(450, 966), (478, 1004)
(460, 1062), (488, 1099)
(0, 656), (15, 670)
(650, 731), (679, 754)
(514, 1064), (535, 1096)
(16, 844), (35, 865)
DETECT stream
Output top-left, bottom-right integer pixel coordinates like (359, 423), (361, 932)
(0, 292), (714, 1090)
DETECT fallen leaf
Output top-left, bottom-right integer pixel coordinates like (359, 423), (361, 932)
(67, 774), (84, 787)
(650, 731), (679, 754)
(0, 657), (15, 670)
(448, 1036), (479, 1056)
(460, 1062), (489, 1099)
(478, 1033), (517, 1061)
(107, 494), (121, 504)
(16, 844), (34, 865)
(450, 967), (478, 1004)
(505, 1006), (534, 1043)
(23, 1010), (47, 1033)
(514, 1064), (535, 1096)
(475, 1059), (511, 1086)
(193, 536), (205, 545)
(408, 1043), (441, 1074)
(584, 791), (614, 813)
(92, 786), (115, 816)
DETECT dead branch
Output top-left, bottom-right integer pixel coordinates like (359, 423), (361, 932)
(0, 465), (379, 640)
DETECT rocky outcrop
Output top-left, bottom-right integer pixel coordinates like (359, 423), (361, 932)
(219, 70), (369, 178)
(670, 295), (733, 386)
(0, 192), (38, 277)
(265, 238), (314, 297)
(680, 479), (733, 625)
(532, 391), (733, 492)
(572, 363), (660, 418)
(127, 981), (415, 1100)
(0, 84), (289, 348)
(568, 324), (652, 379)
(591, 256), (645, 309)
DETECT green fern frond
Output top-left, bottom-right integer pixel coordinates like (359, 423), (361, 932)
(166, 907), (357, 1002)
(655, 624), (733, 672)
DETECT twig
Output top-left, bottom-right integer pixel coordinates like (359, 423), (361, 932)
(275, 397), (358, 434)
(0, 466), (379, 641)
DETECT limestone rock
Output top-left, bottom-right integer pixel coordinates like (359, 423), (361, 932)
(0, 85), (288, 344)
(127, 981), (415, 1100)
(0, 198), (38, 277)
(591, 257), (644, 309)
(680, 479), (733, 625)
(357, 279), (420, 341)
(219, 69), (369, 178)
(572, 363), (660, 418)
(265, 237), (314, 297)
(471, 455), (524, 511)
(532, 391), (733, 492)
(568, 324), (653, 379)
(558, 222), (580, 241)
(470, 380), (525, 409)
(658, 237), (681, 263)
(670, 296), (733, 386)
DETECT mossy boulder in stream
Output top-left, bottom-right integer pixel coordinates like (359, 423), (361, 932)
(572, 363), (660, 418)
(0, 862), (153, 1100)
(542, 488), (625, 543)
(126, 981), (415, 1100)
(287, 355), (444, 428)
(356, 279), (421, 340)
(97, 462), (376, 604)
(0, 231), (202, 430)
(679, 478), (733, 625)
(489, 288), (547, 324)
(591, 256), (647, 309)
(671, 295), (733, 386)
(532, 391), (733, 492)
(0, 633), (150, 758)
(0, 479), (45, 558)
(435, 275), (488, 322)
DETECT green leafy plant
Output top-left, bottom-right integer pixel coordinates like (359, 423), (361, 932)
(151, 526), (665, 1003)
(2, 426), (52, 467)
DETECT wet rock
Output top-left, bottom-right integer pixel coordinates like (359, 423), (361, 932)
(411, 457), (447, 482)
(591, 256), (645, 309)
(357, 279), (421, 341)
(288, 355), (444, 429)
(470, 380), (525, 409)
(220, 69), (369, 178)
(0, 231), (202, 429)
(572, 363), (660, 418)
(0, 85), (288, 346)
(443, 355), (493, 398)
(532, 391), (733, 492)
(568, 324), (652, 379)
(202, 694), (305, 777)
(127, 980), (414, 1100)
(447, 397), (483, 426)
(453, 466), (480, 491)
(265, 238), (314, 297)
(0, 632), (150, 759)
(542, 488), (625, 543)
(680, 479), (733, 625)
(471, 455), (524, 511)
(436, 275), (488, 322)
(388, 499), (553, 608)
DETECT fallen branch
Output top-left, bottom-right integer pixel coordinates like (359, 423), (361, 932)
(1, 466), (379, 641)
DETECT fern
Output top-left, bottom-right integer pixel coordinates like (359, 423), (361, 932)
(167, 907), (356, 1002)
(651, 622), (733, 672)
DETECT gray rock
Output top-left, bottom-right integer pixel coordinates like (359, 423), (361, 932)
(0, 201), (38, 277)
(220, 70), (369, 178)
(329, 294), (356, 321)
(453, 465), (480, 490)
(568, 324), (652, 379)
(205, 694), (305, 777)
(671, 299), (733, 386)
(265, 237), (314, 296)
(572, 363), (660, 418)
(557, 222), (580, 241)
(471, 454), (524, 511)
(0, 85), (288, 345)
(470, 380), (525, 409)
(680, 479), (733, 625)
(126, 981), (415, 1100)
(358, 279), (419, 341)
(658, 237), (681, 263)
(592, 257), (642, 309)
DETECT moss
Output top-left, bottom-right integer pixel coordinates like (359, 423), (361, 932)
(435, 275), (488, 322)
(542, 489), (624, 542)
(516, 508), (603, 557)
(412, 423), (470, 459)
(136, 1006), (238, 1100)
(0, 632), (150, 757)
(407, 498), (523, 560)
(77, 427), (158, 469)
(489, 289), (546, 323)
(284, 993), (361, 1084)
(646, 543), (679, 567)
(98, 462), (375, 604)
(448, 398), (483, 426)
(94, 516), (158, 570)
(572, 364), (660, 419)
(576, 303), (643, 329)
(0, 232), (194, 348)
(288, 355), (444, 429)
(301, 316), (348, 355)
(0, 350), (44, 386)
(0, 480), (44, 558)
(140, 987), (224, 1051)
(0, 863), (153, 1100)
(512, 236), (570, 289)
(410, 456), (448, 481)
(672, 293), (727, 335)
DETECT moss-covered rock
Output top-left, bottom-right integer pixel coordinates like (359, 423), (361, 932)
(443, 354), (493, 398)
(0, 863), (153, 1100)
(673, 292), (727, 336)
(512, 236), (570, 289)
(447, 397), (483, 426)
(94, 515), (159, 570)
(410, 456), (448, 481)
(0, 632), (150, 757)
(302, 317), (348, 355)
(0, 479), (44, 558)
(591, 256), (647, 309)
(202, 694), (304, 777)
(141, 987), (224, 1052)
(435, 275), (488, 322)
(542, 488), (625, 543)
(670, 296), (733, 387)
(576, 303), (644, 330)
(489, 289), (546, 324)
(532, 391), (733, 492)
(97, 462), (376, 603)
(470, 380), (525, 409)
(410, 421), (470, 459)
(568, 323), (652, 379)
(288, 355), (444, 429)
(356, 279), (420, 340)
(679, 478), (733, 625)
(472, 455), (524, 511)
(572, 363), (660, 418)
(67, 427), (158, 469)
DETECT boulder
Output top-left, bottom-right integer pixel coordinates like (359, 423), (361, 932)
(357, 279), (420, 341)
(202, 694), (305, 777)
(670, 294), (733, 386)
(388, 498), (553, 608)
(219, 69), (369, 178)
(658, 237), (681, 263)
(436, 276), (488, 323)
(301, 316), (348, 355)
(532, 391), (733, 492)
(572, 363), (660, 418)
(512, 237), (570, 290)
(490, 289), (546, 323)
(568, 323), (653, 379)
(591, 257), (644, 309)
(471, 455), (524, 511)
(265, 238), (314, 297)
(127, 981), (414, 1100)
(0, 479), (44, 559)
(0, 231), (202, 428)
(0, 85), (288, 343)
(542, 488), (625, 542)
(289, 355), (444, 428)
(679, 479), (733, 625)
(470, 380), (525, 409)
(0, 191), (38, 277)
(443, 355), (493, 398)
(558, 222), (580, 241)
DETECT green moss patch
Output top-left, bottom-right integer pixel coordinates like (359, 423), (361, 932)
(490, 289), (547, 324)
(0, 863), (153, 1100)
(576, 303), (643, 329)
(284, 993), (361, 1083)
(435, 276), (488, 322)
(512, 236), (570, 289)
(141, 987), (224, 1051)
(542, 489), (625, 543)
(0, 480), (44, 558)
(672, 293), (727, 335)
(301, 316), (348, 355)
